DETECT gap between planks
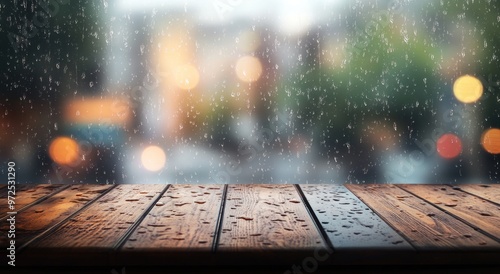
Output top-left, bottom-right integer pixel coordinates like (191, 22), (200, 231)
(212, 184), (228, 253)
(113, 184), (171, 250)
(295, 184), (335, 250)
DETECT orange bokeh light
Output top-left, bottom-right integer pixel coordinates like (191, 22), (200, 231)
(172, 64), (200, 90)
(481, 128), (500, 154)
(436, 133), (462, 159)
(64, 97), (131, 125)
(49, 137), (80, 165)
(235, 56), (263, 83)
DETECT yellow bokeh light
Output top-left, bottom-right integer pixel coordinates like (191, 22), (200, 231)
(482, 128), (500, 154)
(235, 56), (263, 83)
(172, 64), (200, 90)
(141, 145), (167, 171)
(49, 137), (80, 166)
(64, 97), (131, 126)
(453, 75), (483, 103)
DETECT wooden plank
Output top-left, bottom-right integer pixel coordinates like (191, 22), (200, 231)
(31, 184), (166, 248)
(0, 184), (66, 218)
(22, 185), (166, 266)
(122, 184), (223, 250)
(400, 184), (500, 241)
(117, 185), (224, 265)
(455, 184), (500, 205)
(300, 184), (412, 250)
(0, 184), (113, 250)
(346, 184), (500, 250)
(218, 184), (326, 251)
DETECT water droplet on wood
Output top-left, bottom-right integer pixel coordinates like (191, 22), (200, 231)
(174, 202), (190, 207)
(148, 223), (166, 227)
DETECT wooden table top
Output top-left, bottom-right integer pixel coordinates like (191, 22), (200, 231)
(1, 183), (499, 270)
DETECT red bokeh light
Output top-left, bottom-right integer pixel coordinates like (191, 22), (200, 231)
(436, 133), (462, 159)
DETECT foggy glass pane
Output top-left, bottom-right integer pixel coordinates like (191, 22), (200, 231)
(2, 0), (499, 184)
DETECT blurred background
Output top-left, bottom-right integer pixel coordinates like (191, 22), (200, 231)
(1, 0), (500, 184)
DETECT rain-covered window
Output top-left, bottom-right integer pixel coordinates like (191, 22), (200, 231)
(2, 0), (500, 184)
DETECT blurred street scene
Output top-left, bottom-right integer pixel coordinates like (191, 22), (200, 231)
(1, 0), (500, 184)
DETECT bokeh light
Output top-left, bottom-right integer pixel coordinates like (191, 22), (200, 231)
(235, 56), (263, 83)
(49, 137), (80, 165)
(453, 75), (483, 103)
(481, 128), (500, 154)
(277, 3), (313, 36)
(172, 64), (200, 90)
(436, 133), (462, 159)
(141, 145), (167, 171)
(64, 97), (131, 125)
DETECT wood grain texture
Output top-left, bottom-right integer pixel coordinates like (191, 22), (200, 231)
(122, 184), (223, 250)
(346, 184), (500, 250)
(400, 184), (500, 241)
(300, 184), (412, 250)
(218, 184), (326, 251)
(455, 184), (500, 205)
(31, 184), (166, 248)
(0, 184), (66, 218)
(0, 185), (113, 249)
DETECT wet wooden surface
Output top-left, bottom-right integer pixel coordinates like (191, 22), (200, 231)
(456, 184), (500, 205)
(346, 184), (500, 250)
(0, 184), (67, 218)
(299, 185), (412, 250)
(218, 184), (325, 251)
(0, 184), (113, 249)
(122, 184), (224, 251)
(0, 183), (499, 267)
(400, 185), (500, 241)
